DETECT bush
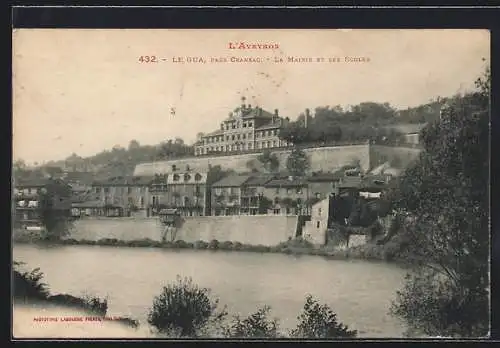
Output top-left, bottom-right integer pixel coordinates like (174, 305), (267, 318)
(194, 240), (209, 249)
(208, 239), (220, 250)
(253, 244), (270, 253)
(147, 276), (227, 337)
(233, 242), (243, 250)
(219, 241), (234, 250)
(290, 295), (357, 338)
(223, 306), (279, 338)
(173, 240), (188, 249)
(390, 270), (489, 337)
(47, 293), (108, 316)
(13, 261), (50, 301)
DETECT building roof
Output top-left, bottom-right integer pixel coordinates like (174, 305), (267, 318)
(63, 171), (95, 184)
(264, 177), (308, 188)
(307, 171), (344, 182)
(203, 129), (224, 138)
(212, 174), (252, 188)
(92, 175), (154, 186)
(15, 177), (70, 188)
(244, 175), (276, 186)
(255, 119), (282, 131)
(381, 123), (427, 135)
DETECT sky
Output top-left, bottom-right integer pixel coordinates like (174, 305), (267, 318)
(12, 29), (490, 164)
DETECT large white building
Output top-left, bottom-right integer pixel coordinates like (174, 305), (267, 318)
(194, 97), (292, 156)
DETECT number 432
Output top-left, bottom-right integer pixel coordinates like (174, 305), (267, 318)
(139, 56), (158, 63)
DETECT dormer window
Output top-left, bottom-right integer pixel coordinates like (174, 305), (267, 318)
(172, 165), (177, 172)
(184, 174), (191, 182)
(173, 174), (180, 182)
(195, 173), (202, 181)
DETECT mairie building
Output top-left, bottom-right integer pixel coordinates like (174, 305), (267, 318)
(194, 97), (292, 156)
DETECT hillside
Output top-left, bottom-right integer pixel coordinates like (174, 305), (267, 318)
(16, 99), (443, 180)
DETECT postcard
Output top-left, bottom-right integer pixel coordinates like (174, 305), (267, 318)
(12, 28), (490, 339)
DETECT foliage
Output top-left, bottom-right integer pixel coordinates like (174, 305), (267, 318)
(390, 67), (490, 337)
(390, 269), (489, 337)
(290, 295), (357, 338)
(147, 276), (227, 337)
(257, 150), (280, 173)
(223, 306), (279, 338)
(258, 196), (273, 214)
(13, 261), (50, 301)
(37, 190), (72, 240)
(286, 148), (310, 177)
(278, 101), (437, 146)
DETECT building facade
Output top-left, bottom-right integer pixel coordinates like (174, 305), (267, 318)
(195, 97), (292, 156)
(240, 175), (276, 215)
(88, 176), (151, 217)
(262, 176), (310, 215)
(211, 174), (252, 216)
(13, 178), (72, 229)
(155, 171), (210, 217)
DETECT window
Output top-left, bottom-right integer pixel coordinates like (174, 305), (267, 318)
(232, 135), (235, 140)
(318, 208), (322, 216)
(316, 221), (320, 228)
(296, 187), (302, 194)
(297, 198), (302, 206)
(226, 136), (230, 141)
(195, 185), (201, 195)
(248, 121), (253, 127)
(243, 122), (247, 128)
(274, 197), (280, 204)
(267, 141), (271, 147)
(242, 134), (246, 139)
(95, 187), (101, 194)
(273, 141), (277, 147)
(104, 187), (109, 193)
(140, 197), (144, 207)
(248, 143), (252, 149)
(273, 209), (280, 215)
(215, 187), (222, 195)
(195, 173), (202, 181)
(275, 188), (280, 194)
(184, 173), (191, 182)
(232, 123), (236, 129)
(237, 134), (241, 140)
(315, 192), (321, 199)
(127, 187), (132, 194)
(173, 174), (180, 182)
(172, 165), (177, 172)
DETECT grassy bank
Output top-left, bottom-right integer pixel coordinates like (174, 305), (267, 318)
(13, 232), (411, 265)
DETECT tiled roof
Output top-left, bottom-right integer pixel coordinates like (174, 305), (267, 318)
(264, 177), (307, 188)
(255, 120), (282, 131)
(92, 176), (153, 186)
(307, 171), (344, 182)
(244, 175), (276, 186)
(212, 174), (252, 188)
(16, 177), (68, 188)
(203, 129), (224, 137)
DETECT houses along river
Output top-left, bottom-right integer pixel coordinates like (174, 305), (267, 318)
(13, 244), (407, 338)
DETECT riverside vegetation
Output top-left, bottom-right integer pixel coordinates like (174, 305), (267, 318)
(13, 263), (357, 338)
(13, 67), (490, 338)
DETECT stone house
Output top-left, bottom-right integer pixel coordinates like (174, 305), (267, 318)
(211, 174), (252, 216)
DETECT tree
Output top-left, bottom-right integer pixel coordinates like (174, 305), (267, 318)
(223, 306), (279, 338)
(290, 295), (357, 338)
(147, 276), (227, 337)
(128, 139), (141, 151)
(286, 148), (310, 177)
(389, 67), (490, 337)
(257, 150), (280, 172)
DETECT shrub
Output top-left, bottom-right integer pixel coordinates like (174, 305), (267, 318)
(47, 293), (108, 316)
(173, 240), (188, 249)
(290, 295), (357, 338)
(253, 244), (270, 253)
(208, 239), (220, 250)
(219, 241), (234, 250)
(223, 306), (279, 338)
(233, 242), (243, 250)
(390, 270), (489, 337)
(147, 276), (227, 337)
(194, 240), (209, 249)
(13, 261), (50, 301)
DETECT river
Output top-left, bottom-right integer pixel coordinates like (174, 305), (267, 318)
(13, 244), (408, 338)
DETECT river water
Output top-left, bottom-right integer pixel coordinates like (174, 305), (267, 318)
(13, 244), (408, 338)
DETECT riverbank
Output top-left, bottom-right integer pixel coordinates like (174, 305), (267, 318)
(13, 231), (411, 266)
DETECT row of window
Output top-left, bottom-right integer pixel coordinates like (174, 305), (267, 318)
(14, 188), (45, 195)
(221, 120), (254, 131)
(205, 129), (280, 145)
(197, 139), (287, 155)
(94, 186), (146, 194)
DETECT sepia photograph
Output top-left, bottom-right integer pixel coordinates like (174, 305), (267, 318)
(12, 29), (490, 339)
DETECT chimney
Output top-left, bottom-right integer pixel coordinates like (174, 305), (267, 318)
(305, 108), (310, 128)
(241, 96), (246, 109)
(273, 109), (278, 123)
